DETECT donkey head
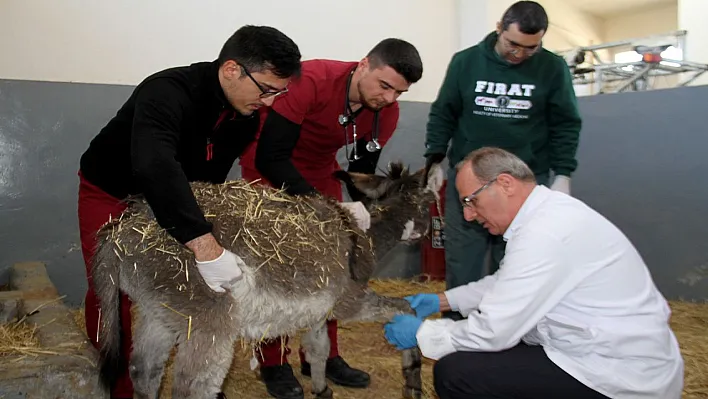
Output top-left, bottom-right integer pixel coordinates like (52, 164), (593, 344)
(334, 161), (445, 259)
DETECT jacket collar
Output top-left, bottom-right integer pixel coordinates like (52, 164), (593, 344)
(503, 185), (552, 241)
(209, 60), (232, 109)
(482, 31), (511, 67)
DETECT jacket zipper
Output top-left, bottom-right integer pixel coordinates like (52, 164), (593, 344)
(207, 109), (230, 162)
(206, 137), (213, 161)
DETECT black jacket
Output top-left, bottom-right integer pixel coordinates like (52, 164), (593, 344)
(79, 61), (260, 244)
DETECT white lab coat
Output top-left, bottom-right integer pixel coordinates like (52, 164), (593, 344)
(417, 186), (684, 399)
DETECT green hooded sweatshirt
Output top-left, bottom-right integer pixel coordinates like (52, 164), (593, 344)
(424, 31), (582, 177)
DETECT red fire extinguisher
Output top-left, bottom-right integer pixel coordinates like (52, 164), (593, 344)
(420, 180), (447, 282)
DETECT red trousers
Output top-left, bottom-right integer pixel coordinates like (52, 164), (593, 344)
(241, 166), (341, 366)
(77, 171), (133, 398)
(255, 320), (339, 366)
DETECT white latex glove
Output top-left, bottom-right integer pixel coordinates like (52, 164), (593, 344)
(339, 201), (371, 231)
(426, 162), (445, 193)
(550, 175), (571, 195)
(195, 248), (244, 293)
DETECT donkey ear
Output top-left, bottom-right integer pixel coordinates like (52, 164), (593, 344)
(333, 170), (392, 199)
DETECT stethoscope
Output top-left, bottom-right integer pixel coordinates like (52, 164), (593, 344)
(338, 69), (381, 161)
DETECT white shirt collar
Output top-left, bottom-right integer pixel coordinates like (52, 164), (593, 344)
(502, 185), (552, 241)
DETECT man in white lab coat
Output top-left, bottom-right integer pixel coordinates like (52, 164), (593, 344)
(384, 147), (684, 399)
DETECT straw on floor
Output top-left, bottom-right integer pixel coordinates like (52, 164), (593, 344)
(0, 319), (41, 359)
(3, 278), (706, 398)
(0, 296), (71, 360)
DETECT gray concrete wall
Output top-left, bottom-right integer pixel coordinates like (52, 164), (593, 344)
(1, 78), (706, 306)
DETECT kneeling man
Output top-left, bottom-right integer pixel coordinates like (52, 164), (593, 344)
(385, 147), (684, 399)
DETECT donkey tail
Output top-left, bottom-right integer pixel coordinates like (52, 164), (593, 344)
(91, 239), (125, 391)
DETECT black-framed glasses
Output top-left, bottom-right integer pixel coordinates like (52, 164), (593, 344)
(240, 65), (288, 99)
(461, 177), (497, 208)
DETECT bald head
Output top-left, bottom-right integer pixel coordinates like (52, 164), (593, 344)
(455, 147), (536, 183)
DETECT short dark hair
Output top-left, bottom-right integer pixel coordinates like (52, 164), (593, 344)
(501, 1), (548, 35)
(366, 38), (423, 84)
(218, 25), (302, 79)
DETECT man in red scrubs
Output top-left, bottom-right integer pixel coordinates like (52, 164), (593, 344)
(238, 38), (423, 399)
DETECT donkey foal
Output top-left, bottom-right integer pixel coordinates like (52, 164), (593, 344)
(92, 161), (443, 399)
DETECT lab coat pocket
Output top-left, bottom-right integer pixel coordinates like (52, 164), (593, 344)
(540, 314), (596, 356)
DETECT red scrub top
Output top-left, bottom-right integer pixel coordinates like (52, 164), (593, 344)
(239, 59), (400, 201)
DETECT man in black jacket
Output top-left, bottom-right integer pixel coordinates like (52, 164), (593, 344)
(77, 25), (301, 398)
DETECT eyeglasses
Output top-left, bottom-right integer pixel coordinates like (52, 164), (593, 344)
(240, 64), (288, 99)
(502, 36), (541, 56)
(460, 177), (497, 208)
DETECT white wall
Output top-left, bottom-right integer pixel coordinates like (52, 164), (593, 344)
(456, 0), (606, 53)
(604, 3), (678, 43)
(457, 0), (511, 50)
(0, 0), (458, 103)
(678, 0), (708, 85)
(9, 0), (687, 101)
(540, 0), (605, 51)
(534, 0), (606, 96)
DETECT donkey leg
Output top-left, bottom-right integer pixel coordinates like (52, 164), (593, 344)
(300, 321), (333, 398)
(334, 286), (414, 324)
(357, 293), (423, 399)
(171, 329), (236, 399)
(333, 286), (423, 399)
(129, 310), (177, 399)
(401, 348), (423, 399)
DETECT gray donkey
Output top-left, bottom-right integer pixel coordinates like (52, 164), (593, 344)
(92, 160), (444, 399)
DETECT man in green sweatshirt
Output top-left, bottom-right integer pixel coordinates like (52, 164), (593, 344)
(424, 0), (582, 319)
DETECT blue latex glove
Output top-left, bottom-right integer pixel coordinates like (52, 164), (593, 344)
(405, 294), (440, 319)
(384, 314), (422, 350)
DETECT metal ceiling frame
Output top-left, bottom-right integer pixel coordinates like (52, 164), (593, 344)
(557, 30), (708, 94)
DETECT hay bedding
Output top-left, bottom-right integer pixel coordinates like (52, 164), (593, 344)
(0, 296), (78, 360)
(0, 319), (41, 358)
(667, 300), (708, 399)
(1, 281), (707, 398)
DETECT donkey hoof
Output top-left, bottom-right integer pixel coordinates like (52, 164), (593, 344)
(314, 385), (334, 398)
(402, 386), (423, 399)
